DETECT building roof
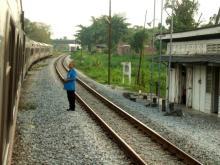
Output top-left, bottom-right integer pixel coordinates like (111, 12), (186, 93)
(157, 25), (220, 42)
(160, 54), (220, 64)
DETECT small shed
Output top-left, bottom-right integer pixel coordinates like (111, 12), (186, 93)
(158, 25), (220, 116)
(69, 44), (81, 52)
(117, 44), (131, 55)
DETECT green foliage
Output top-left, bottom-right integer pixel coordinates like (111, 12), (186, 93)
(111, 14), (129, 46)
(130, 29), (148, 53)
(72, 51), (167, 97)
(75, 25), (93, 51)
(165, 0), (199, 32)
(24, 18), (51, 43)
(75, 14), (129, 52)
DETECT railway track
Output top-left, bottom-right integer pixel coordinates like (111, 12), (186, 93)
(55, 55), (202, 165)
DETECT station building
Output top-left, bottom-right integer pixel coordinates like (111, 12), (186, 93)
(159, 25), (220, 116)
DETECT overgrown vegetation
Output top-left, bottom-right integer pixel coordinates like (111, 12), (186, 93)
(165, 0), (199, 32)
(24, 18), (51, 43)
(72, 51), (167, 97)
(19, 101), (37, 111)
(72, 0), (218, 98)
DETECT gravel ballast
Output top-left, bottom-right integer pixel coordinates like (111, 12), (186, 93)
(12, 58), (132, 164)
(76, 63), (220, 164)
(12, 55), (220, 164)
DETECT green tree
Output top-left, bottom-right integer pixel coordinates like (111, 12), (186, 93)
(130, 29), (148, 85)
(75, 25), (93, 51)
(24, 18), (51, 43)
(111, 14), (129, 47)
(75, 14), (129, 53)
(130, 29), (147, 53)
(165, 0), (199, 32)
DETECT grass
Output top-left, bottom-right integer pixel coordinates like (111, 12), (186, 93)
(71, 51), (167, 97)
(19, 101), (37, 111)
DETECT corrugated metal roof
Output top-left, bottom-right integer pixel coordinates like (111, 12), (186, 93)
(159, 55), (220, 64)
(156, 26), (220, 42)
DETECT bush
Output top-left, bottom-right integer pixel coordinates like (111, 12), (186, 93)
(71, 50), (167, 97)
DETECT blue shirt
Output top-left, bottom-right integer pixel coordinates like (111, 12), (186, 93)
(64, 69), (77, 91)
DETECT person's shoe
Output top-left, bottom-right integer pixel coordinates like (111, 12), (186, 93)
(67, 108), (75, 111)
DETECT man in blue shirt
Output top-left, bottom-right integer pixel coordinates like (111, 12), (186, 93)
(64, 60), (77, 111)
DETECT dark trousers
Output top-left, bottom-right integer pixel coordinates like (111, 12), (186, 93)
(67, 90), (75, 110)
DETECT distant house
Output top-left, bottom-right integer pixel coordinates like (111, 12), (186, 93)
(117, 43), (131, 55)
(52, 39), (76, 51)
(143, 45), (156, 55)
(116, 43), (155, 56)
(96, 44), (107, 53)
(158, 25), (220, 116)
(69, 44), (81, 52)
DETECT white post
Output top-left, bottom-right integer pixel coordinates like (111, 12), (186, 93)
(121, 62), (131, 85)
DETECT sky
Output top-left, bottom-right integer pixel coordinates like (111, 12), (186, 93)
(22, 0), (220, 39)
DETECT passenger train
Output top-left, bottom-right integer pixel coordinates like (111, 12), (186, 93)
(0, 0), (52, 164)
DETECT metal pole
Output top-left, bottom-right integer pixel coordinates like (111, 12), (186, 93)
(144, 10), (147, 29)
(150, 0), (156, 105)
(158, 0), (164, 110)
(167, 0), (174, 112)
(108, 0), (112, 85)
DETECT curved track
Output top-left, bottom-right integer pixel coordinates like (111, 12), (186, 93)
(55, 55), (202, 165)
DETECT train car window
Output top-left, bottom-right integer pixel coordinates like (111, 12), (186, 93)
(15, 36), (20, 89)
(31, 48), (34, 55)
(19, 38), (24, 78)
(27, 48), (30, 61)
(0, 17), (16, 163)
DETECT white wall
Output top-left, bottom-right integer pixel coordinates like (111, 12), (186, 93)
(219, 71), (220, 115)
(192, 65), (206, 112)
(166, 39), (220, 55)
(168, 65), (181, 103)
(169, 68), (176, 102)
(205, 93), (211, 112)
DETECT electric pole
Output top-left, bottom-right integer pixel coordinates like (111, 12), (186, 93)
(108, 0), (112, 85)
(167, 0), (174, 112)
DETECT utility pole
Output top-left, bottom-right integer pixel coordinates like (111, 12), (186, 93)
(137, 10), (147, 85)
(150, 0), (156, 105)
(167, 0), (174, 112)
(158, 0), (164, 109)
(215, 7), (220, 25)
(108, 0), (112, 85)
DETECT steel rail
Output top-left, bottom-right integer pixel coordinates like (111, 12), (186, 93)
(62, 55), (202, 165)
(77, 77), (202, 164)
(55, 55), (146, 165)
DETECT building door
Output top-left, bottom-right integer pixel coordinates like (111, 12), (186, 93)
(193, 65), (206, 112)
(186, 66), (193, 108)
(212, 67), (219, 114)
(181, 65), (186, 104)
(193, 65), (201, 110)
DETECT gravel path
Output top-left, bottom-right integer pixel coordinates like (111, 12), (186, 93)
(76, 61), (220, 165)
(77, 82), (184, 164)
(12, 58), (132, 164)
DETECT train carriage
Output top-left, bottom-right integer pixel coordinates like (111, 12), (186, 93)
(0, 0), (52, 164)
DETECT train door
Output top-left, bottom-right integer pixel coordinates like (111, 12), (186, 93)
(0, 17), (15, 164)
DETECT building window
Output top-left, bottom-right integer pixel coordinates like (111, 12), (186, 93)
(207, 44), (220, 54)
